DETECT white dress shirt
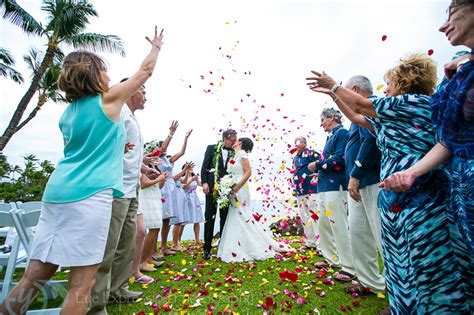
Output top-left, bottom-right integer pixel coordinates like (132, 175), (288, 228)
(120, 105), (143, 198)
(222, 147), (229, 165)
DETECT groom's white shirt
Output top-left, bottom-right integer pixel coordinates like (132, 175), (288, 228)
(222, 147), (229, 165)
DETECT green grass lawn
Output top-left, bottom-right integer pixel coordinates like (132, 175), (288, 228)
(5, 237), (389, 314)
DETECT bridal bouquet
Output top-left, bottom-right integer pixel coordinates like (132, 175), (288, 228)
(217, 174), (235, 209)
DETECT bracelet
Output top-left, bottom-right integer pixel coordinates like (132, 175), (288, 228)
(332, 95), (340, 103)
(168, 134), (173, 139)
(330, 83), (341, 94)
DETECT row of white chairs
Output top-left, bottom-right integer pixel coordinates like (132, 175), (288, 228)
(0, 201), (64, 314)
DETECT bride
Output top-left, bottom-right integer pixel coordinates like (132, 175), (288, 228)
(217, 137), (295, 262)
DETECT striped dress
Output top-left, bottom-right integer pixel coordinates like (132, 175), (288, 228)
(369, 94), (470, 314)
(430, 59), (474, 311)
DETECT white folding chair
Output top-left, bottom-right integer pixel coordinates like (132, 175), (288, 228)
(0, 202), (27, 303)
(12, 203), (67, 303)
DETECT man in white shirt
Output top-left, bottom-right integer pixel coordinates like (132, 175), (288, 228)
(89, 83), (158, 314)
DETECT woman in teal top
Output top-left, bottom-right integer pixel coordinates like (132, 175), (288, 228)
(0, 27), (165, 315)
(42, 94), (125, 202)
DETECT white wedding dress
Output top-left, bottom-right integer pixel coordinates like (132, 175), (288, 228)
(217, 150), (294, 263)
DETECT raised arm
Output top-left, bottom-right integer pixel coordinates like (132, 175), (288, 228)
(103, 26), (164, 119)
(307, 71), (377, 118)
(170, 129), (192, 164)
(182, 170), (194, 189)
(173, 162), (194, 181)
(160, 120), (178, 153)
(140, 172), (167, 189)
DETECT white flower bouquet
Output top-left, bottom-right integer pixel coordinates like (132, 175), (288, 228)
(217, 174), (235, 209)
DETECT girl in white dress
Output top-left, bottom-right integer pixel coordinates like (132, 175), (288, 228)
(137, 170), (168, 282)
(217, 137), (295, 263)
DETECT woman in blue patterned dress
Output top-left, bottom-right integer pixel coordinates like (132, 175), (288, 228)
(306, 53), (470, 313)
(382, 1), (473, 310)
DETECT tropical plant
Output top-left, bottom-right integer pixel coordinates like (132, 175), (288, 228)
(0, 0), (125, 150)
(0, 47), (23, 83)
(14, 48), (67, 133)
(0, 153), (55, 202)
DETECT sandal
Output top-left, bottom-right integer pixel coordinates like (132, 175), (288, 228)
(152, 254), (165, 261)
(315, 261), (330, 268)
(333, 270), (356, 282)
(160, 249), (176, 256)
(149, 259), (165, 267)
(344, 283), (371, 296)
(135, 275), (155, 284)
(139, 263), (157, 272)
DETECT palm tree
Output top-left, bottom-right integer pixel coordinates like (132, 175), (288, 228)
(0, 47), (24, 83)
(14, 48), (67, 133)
(0, 0), (125, 151)
(9, 164), (22, 180)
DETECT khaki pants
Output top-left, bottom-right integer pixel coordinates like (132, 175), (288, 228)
(348, 183), (385, 292)
(318, 189), (355, 274)
(296, 194), (319, 247)
(88, 198), (138, 315)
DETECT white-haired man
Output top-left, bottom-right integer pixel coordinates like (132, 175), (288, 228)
(291, 136), (321, 251)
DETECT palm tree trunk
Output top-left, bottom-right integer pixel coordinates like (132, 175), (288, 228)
(15, 93), (47, 133)
(0, 41), (57, 151)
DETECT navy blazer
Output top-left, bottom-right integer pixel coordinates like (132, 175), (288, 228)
(316, 125), (348, 192)
(345, 123), (381, 189)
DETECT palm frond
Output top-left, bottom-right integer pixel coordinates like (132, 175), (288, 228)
(64, 33), (125, 57)
(0, 47), (15, 65)
(0, 0), (43, 35)
(0, 48), (24, 83)
(43, 0), (97, 37)
(23, 47), (42, 73)
(0, 63), (24, 83)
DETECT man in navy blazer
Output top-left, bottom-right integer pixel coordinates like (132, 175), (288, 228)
(342, 75), (385, 294)
(309, 108), (355, 280)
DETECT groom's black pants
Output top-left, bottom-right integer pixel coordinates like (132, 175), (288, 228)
(203, 194), (229, 254)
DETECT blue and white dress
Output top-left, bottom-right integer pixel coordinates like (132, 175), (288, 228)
(430, 58), (474, 311)
(369, 94), (470, 314)
(158, 157), (176, 220)
(185, 181), (204, 224)
(170, 178), (190, 225)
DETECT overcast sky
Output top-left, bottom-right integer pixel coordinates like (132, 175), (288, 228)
(0, 0), (464, 200)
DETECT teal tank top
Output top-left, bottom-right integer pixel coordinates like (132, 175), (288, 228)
(43, 94), (126, 203)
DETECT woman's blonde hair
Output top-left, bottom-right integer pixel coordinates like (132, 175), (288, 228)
(384, 53), (437, 96)
(58, 51), (109, 102)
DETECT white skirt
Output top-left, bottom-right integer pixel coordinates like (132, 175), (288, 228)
(139, 184), (163, 229)
(29, 189), (112, 267)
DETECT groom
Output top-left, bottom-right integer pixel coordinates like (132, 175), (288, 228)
(201, 129), (237, 260)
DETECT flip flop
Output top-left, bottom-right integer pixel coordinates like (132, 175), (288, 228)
(315, 261), (330, 268)
(344, 283), (371, 296)
(334, 270), (356, 282)
(140, 263), (157, 272)
(135, 275), (155, 284)
(152, 254), (165, 261)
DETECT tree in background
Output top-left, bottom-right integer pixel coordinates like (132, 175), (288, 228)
(0, 0), (125, 150)
(14, 48), (67, 133)
(0, 153), (55, 202)
(0, 47), (24, 84)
